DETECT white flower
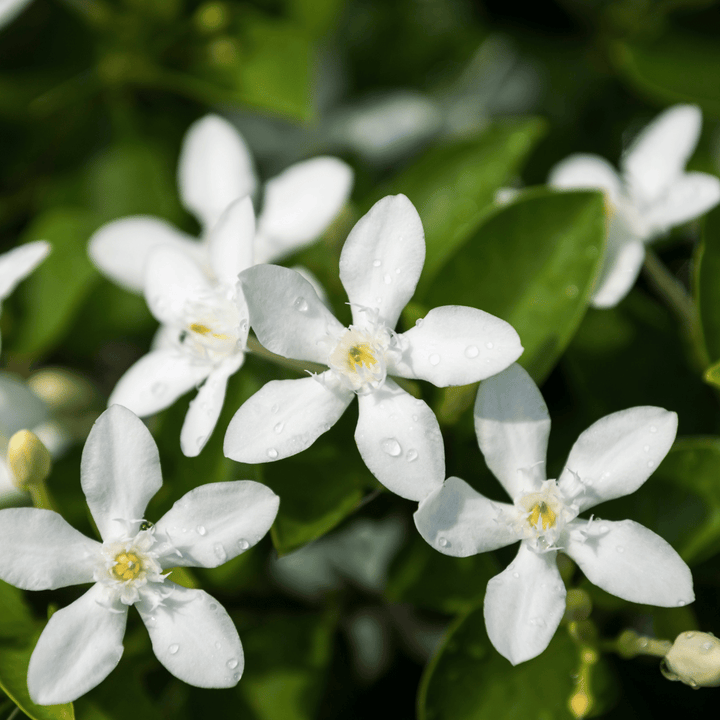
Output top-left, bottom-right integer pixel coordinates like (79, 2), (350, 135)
(414, 363), (694, 665)
(108, 197), (253, 457)
(549, 104), (720, 308)
(88, 114), (354, 293)
(0, 404), (279, 704)
(223, 194), (523, 502)
(0, 0), (33, 29)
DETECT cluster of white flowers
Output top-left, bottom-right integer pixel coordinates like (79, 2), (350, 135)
(0, 104), (711, 705)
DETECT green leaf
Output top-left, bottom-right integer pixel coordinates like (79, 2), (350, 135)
(0, 633), (74, 720)
(419, 607), (613, 720)
(424, 189), (605, 383)
(10, 209), (99, 357)
(0, 580), (35, 641)
(695, 205), (720, 365)
(370, 119), (545, 296)
(613, 34), (720, 118)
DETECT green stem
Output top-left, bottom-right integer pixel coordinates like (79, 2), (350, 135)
(29, 479), (55, 513)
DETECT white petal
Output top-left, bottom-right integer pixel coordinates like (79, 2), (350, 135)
(178, 114), (257, 231)
(557, 406), (677, 513)
(414, 476), (518, 556)
(144, 246), (214, 325)
(590, 223), (645, 309)
(484, 543), (566, 665)
(81, 405), (163, 541)
(355, 378), (444, 501)
(28, 584), (127, 705)
(390, 306), (522, 386)
(255, 157), (353, 263)
(564, 518), (694, 606)
(239, 264), (344, 363)
(137, 583), (243, 688)
(474, 364), (549, 501)
(109, 348), (211, 418)
(180, 355), (244, 457)
(0, 508), (99, 589)
(155, 480), (279, 568)
(644, 172), (720, 234)
(622, 105), (702, 207)
(0, 241), (50, 300)
(207, 196), (256, 287)
(339, 194), (425, 329)
(88, 217), (202, 294)
(0, 0), (33, 28)
(548, 154), (622, 204)
(224, 372), (353, 463)
(0, 371), (49, 434)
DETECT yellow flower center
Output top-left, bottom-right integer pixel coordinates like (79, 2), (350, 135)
(348, 343), (377, 369)
(528, 501), (556, 531)
(112, 551), (142, 582)
(189, 322), (230, 341)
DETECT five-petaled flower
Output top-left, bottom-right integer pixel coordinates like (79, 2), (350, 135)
(0, 404), (279, 704)
(414, 363), (694, 664)
(88, 114), (353, 293)
(223, 194), (523, 501)
(549, 104), (720, 308)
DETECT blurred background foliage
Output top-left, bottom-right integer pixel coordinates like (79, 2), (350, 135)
(3, 0), (720, 718)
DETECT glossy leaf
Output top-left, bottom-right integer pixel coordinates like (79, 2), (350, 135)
(696, 205), (720, 366)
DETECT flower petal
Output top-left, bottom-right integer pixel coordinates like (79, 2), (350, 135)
(390, 305), (522, 386)
(622, 104), (702, 207)
(254, 156), (353, 263)
(484, 543), (566, 665)
(0, 0), (33, 28)
(644, 172), (720, 234)
(474, 363), (550, 501)
(414, 476), (518, 556)
(224, 372), (353, 463)
(207, 196), (256, 287)
(28, 584), (127, 705)
(239, 264), (344, 363)
(178, 114), (257, 231)
(355, 378), (444, 501)
(564, 518), (694, 607)
(81, 405), (163, 541)
(557, 406), (677, 513)
(0, 241), (50, 300)
(155, 480), (279, 568)
(109, 348), (211, 417)
(0, 371), (49, 434)
(180, 355), (244, 457)
(88, 217), (202, 294)
(339, 194), (425, 329)
(137, 583), (243, 688)
(548, 154), (623, 204)
(144, 246), (214, 325)
(0, 508), (99, 589)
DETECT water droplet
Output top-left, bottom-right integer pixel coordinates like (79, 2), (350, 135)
(438, 536), (449, 548)
(214, 544), (227, 562)
(429, 353), (440, 366)
(293, 297), (308, 312)
(145, 616), (157, 628)
(647, 460), (655, 469)
(381, 438), (402, 456)
(415, 318), (424, 327)
(375, 296), (382, 304)
(685, 631), (696, 638)
(530, 617), (546, 627)
(271, 404), (280, 415)
(486, 341), (494, 350)
(616, 546), (624, 553)
(209, 603), (218, 611)
(196, 435), (207, 447)
(169, 644), (179, 655)
(152, 382), (166, 396)
(395, 267), (401, 274)
(643, 444), (650, 452)
(383, 273), (392, 285)
(227, 658), (239, 669)
(650, 425), (658, 433)
(702, 642), (713, 652)
(678, 599), (687, 607)
(565, 285), (579, 298)
(464, 345), (479, 358)
(267, 448), (279, 459)
(274, 422), (284, 434)
(372, 259), (382, 267)
(512, 572), (520, 579)
(196, 526), (207, 536)
(233, 672), (240, 682)
(215, 641), (222, 649)
(238, 539), (250, 550)
(407, 449), (418, 462)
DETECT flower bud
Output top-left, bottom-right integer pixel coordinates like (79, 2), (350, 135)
(7, 430), (51, 490)
(662, 631), (720, 688)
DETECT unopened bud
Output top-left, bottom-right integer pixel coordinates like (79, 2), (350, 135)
(662, 631), (720, 688)
(7, 430), (51, 490)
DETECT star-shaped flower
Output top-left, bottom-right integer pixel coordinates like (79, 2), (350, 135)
(414, 363), (694, 664)
(223, 194), (523, 501)
(0, 404), (279, 704)
(549, 104), (720, 307)
(88, 114), (353, 293)
(108, 197), (253, 457)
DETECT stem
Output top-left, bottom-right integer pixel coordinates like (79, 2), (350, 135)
(613, 629), (672, 659)
(29, 479), (55, 513)
(7, 707), (20, 720)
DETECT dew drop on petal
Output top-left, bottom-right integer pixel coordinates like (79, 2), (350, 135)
(209, 603), (218, 611)
(429, 353), (440, 366)
(395, 267), (401, 274)
(438, 536), (449, 548)
(616, 546), (624, 553)
(169, 644), (179, 655)
(227, 658), (239, 669)
(647, 460), (655, 469)
(196, 435), (207, 447)
(381, 438), (402, 457)
(412, 414), (418, 422)
(293, 297), (308, 312)
(685, 631), (696, 639)
(415, 318), (424, 327)
(267, 448), (279, 459)
(271, 404), (279, 414)
(214, 544), (227, 562)
(678, 599), (687, 607)
(512, 572), (520, 579)
(196, 525), (207, 536)
(274, 422), (284, 434)
(372, 259), (381, 267)
(464, 345), (479, 358)
(238, 539), (250, 550)
(406, 449), (418, 462)
(215, 641), (222, 649)
(233, 673), (240, 682)
(145, 616), (157, 628)
(375, 296), (382, 304)
(383, 273), (392, 285)
(643, 444), (650, 453)
(650, 425), (658, 433)
(702, 642), (713, 653)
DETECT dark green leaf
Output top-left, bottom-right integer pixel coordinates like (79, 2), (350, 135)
(0, 580), (35, 641)
(696, 205), (720, 366)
